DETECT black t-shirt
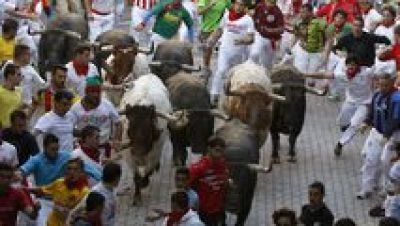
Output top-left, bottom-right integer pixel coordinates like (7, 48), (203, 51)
(1, 128), (40, 166)
(299, 203), (334, 226)
(333, 32), (391, 67)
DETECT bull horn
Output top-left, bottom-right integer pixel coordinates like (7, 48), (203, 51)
(100, 45), (114, 51)
(149, 61), (162, 67)
(269, 93), (286, 102)
(156, 110), (178, 121)
(305, 86), (327, 96)
(271, 83), (283, 90)
(181, 64), (201, 72)
(209, 109), (229, 120)
(61, 30), (82, 39)
(247, 164), (271, 173)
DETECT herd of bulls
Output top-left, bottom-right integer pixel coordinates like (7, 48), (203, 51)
(37, 13), (327, 225)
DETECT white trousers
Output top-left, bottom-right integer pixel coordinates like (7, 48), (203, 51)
(130, 6), (153, 47)
(89, 13), (115, 43)
(249, 32), (275, 70)
(36, 198), (54, 226)
(381, 131), (400, 188)
(179, 1), (197, 42)
(210, 46), (247, 96)
(360, 128), (385, 193)
(337, 101), (368, 145)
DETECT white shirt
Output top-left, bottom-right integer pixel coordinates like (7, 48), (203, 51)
(0, 0), (16, 21)
(65, 61), (99, 97)
(92, 182), (117, 226)
(219, 12), (255, 49)
(0, 141), (18, 167)
(362, 9), (382, 33)
(91, 0), (115, 13)
(375, 23), (398, 44)
(69, 99), (120, 144)
(34, 111), (75, 152)
(334, 60), (374, 104)
(162, 209), (205, 226)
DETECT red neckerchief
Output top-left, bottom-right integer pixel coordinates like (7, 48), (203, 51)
(165, 2), (182, 11)
(229, 9), (245, 21)
(72, 60), (89, 76)
(292, 0), (302, 14)
(44, 89), (53, 112)
(334, 23), (345, 33)
(167, 208), (189, 226)
(80, 145), (100, 163)
(346, 66), (360, 80)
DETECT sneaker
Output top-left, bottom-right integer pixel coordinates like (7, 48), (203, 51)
(356, 191), (372, 200)
(334, 143), (343, 156)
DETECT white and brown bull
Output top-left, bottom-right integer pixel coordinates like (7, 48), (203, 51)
(94, 29), (151, 106)
(119, 73), (184, 205)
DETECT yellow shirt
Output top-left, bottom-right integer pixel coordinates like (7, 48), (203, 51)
(41, 178), (89, 226)
(0, 86), (22, 127)
(0, 36), (16, 62)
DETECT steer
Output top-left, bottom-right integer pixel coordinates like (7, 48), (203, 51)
(35, 13), (89, 76)
(94, 29), (151, 106)
(269, 64), (326, 166)
(119, 74), (183, 205)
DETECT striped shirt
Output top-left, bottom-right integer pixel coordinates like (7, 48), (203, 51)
(132, 0), (157, 10)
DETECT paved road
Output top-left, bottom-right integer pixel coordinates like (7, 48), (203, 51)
(114, 93), (383, 225)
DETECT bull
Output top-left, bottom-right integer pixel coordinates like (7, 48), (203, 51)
(34, 13), (89, 76)
(150, 41), (219, 166)
(94, 29), (151, 106)
(216, 119), (269, 226)
(119, 73), (183, 205)
(220, 60), (285, 147)
(269, 64), (326, 165)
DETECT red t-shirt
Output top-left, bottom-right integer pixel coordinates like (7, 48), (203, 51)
(189, 156), (229, 214)
(0, 187), (32, 226)
(380, 43), (400, 70)
(316, 0), (359, 23)
(253, 3), (284, 40)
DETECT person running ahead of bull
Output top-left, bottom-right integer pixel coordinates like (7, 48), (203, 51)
(134, 0), (194, 49)
(188, 136), (229, 226)
(303, 55), (376, 157)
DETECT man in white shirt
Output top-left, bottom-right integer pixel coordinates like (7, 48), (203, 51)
(2, 44), (46, 106)
(359, 0), (382, 33)
(69, 76), (122, 157)
(207, 0), (255, 104)
(304, 55), (376, 156)
(130, 0), (157, 47)
(84, 0), (118, 42)
(0, 132), (19, 167)
(66, 43), (99, 97)
(34, 90), (75, 152)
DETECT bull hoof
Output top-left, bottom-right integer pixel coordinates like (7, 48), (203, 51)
(272, 157), (280, 164)
(287, 156), (297, 163)
(132, 195), (142, 206)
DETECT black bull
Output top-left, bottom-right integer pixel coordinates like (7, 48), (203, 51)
(166, 73), (214, 166)
(215, 119), (262, 226)
(37, 14), (88, 76)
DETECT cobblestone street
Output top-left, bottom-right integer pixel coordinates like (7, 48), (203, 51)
(114, 94), (381, 225)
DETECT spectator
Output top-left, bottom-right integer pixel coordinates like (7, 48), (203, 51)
(34, 90), (75, 152)
(0, 18), (18, 63)
(71, 191), (105, 226)
(299, 181), (334, 226)
(28, 158), (90, 225)
(0, 63), (23, 128)
(315, 0), (359, 23)
(162, 191), (204, 226)
(334, 218), (356, 226)
(2, 110), (39, 165)
(65, 43), (100, 97)
(175, 166), (199, 210)
(189, 136), (229, 226)
(68, 162), (122, 226)
(0, 162), (39, 226)
(84, 0), (117, 42)
(272, 208), (297, 226)
(380, 217), (400, 226)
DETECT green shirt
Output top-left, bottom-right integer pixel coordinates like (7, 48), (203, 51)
(295, 18), (327, 53)
(198, 0), (231, 32)
(326, 23), (352, 41)
(152, 0), (193, 39)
